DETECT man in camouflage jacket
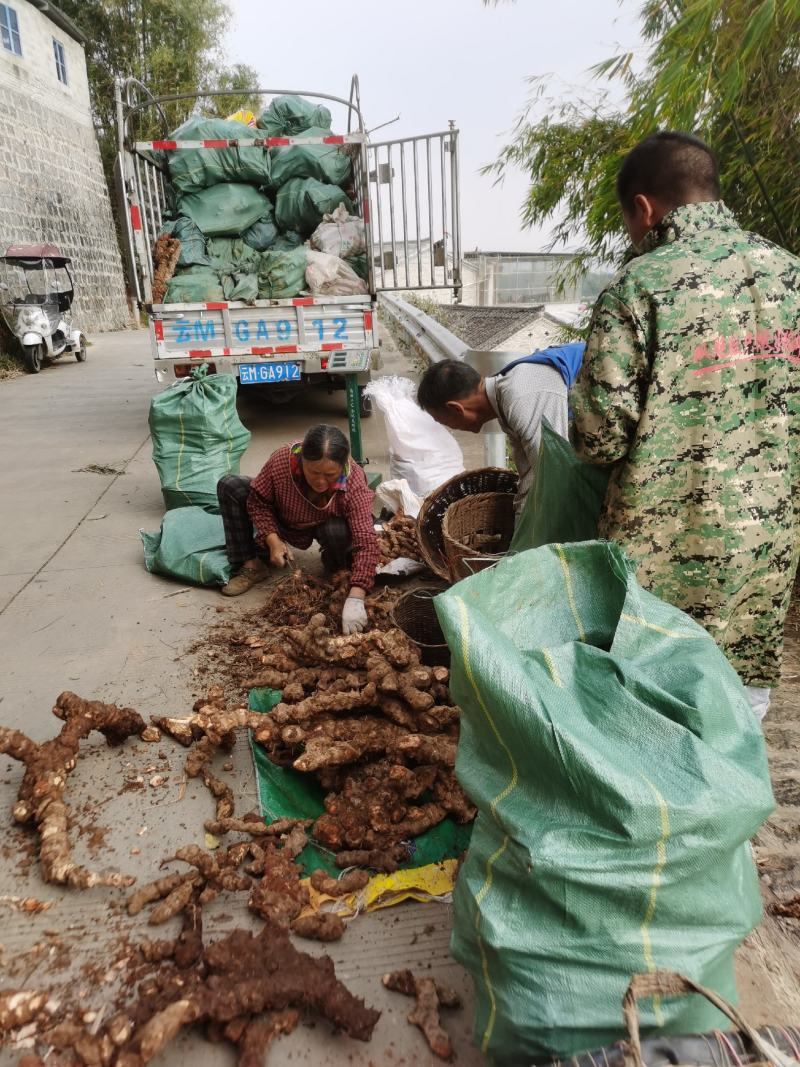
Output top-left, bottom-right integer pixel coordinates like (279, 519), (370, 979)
(571, 132), (800, 716)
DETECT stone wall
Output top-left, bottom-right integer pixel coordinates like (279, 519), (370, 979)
(0, 0), (131, 333)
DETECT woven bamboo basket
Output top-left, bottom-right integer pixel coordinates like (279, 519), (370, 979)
(391, 588), (450, 667)
(416, 467), (519, 581)
(442, 491), (516, 582)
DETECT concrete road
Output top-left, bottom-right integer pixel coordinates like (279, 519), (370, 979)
(0, 330), (485, 1066)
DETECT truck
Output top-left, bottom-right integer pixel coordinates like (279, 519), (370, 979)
(114, 76), (462, 463)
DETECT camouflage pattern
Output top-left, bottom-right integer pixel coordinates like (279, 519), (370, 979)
(571, 201), (800, 687)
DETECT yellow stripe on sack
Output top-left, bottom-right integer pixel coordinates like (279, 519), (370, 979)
(197, 551), (208, 585)
(175, 410), (186, 491)
(455, 597), (519, 1053)
(223, 389), (234, 469)
(541, 648), (563, 687)
(639, 775), (671, 1025)
(554, 544), (586, 641)
(620, 612), (697, 641)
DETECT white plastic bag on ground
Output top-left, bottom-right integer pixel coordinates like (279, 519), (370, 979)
(365, 376), (464, 497)
(310, 203), (366, 258)
(374, 477), (423, 519)
(305, 249), (368, 296)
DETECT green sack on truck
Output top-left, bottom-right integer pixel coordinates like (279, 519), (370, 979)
(242, 206), (280, 251)
(149, 370), (251, 511)
(272, 230), (304, 251)
(158, 217), (210, 268)
(164, 266), (225, 304)
(269, 126), (352, 189)
(435, 541), (773, 1065)
(257, 94), (332, 137)
(275, 178), (354, 237)
(141, 507), (232, 587)
(178, 184), (272, 237)
(205, 237), (261, 275)
(257, 247), (308, 299)
(167, 116), (271, 194)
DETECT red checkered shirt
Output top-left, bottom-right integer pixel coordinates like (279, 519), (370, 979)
(247, 444), (380, 591)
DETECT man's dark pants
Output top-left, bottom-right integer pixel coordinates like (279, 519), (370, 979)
(216, 474), (352, 572)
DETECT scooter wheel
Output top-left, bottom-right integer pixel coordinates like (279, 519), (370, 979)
(75, 341), (87, 362)
(23, 343), (43, 374)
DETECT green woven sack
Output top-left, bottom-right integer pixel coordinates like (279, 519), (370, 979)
(272, 230), (304, 251)
(242, 206), (280, 251)
(435, 541), (773, 1064)
(205, 237), (261, 274)
(257, 247), (308, 299)
(167, 116), (271, 194)
(158, 217), (210, 267)
(269, 126), (352, 189)
(148, 369), (251, 511)
(178, 184), (272, 237)
(164, 266), (225, 304)
(257, 94), (332, 137)
(141, 507), (231, 587)
(275, 178), (354, 237)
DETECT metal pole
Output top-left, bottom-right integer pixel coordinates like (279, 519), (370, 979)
(345, 373), (364, 465)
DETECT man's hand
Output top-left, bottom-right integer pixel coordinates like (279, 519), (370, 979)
(266, 533), (294, 568)
(342, 593), (368, 635)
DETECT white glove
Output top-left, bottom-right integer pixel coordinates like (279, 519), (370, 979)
(342, 596), (368, 634)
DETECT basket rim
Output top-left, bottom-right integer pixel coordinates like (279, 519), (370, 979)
(390, 587), (449, 648)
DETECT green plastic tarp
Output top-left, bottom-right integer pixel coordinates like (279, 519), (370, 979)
(256, 247), (308, 299)
(269, 126), (352, 189)
(166, 116), (271, 194)
(257, 94), (332, 137)
(510, 420), (611, 552)
(248, 688), (473, 876)
(141, 506), (232, 587)
(242, 206), (279, 251)
(164, 266), (225, 304)
(349, 253), (368, 281)
(275, 178), (354, 237)
(178, 184), (272, 237)
(434, 541), (774, 1065)
(149, 370), (251, 511)
(158, 217), (210, 268)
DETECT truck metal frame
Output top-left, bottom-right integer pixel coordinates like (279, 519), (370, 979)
(114, 75), (461, 463)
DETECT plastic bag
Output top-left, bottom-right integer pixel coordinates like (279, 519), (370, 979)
(158, 217), (210, 268)
(257, 94), (332, 137)
(435, 540), (774, 1065)
(374, 477), (423, 519)
(141, 507), (232, 587)
(269, 126), (352, 188)
(275, 178), (354, 237)
(178, 184), (272, 237)
(226, 108), (257, 127)
(257, 247), (308, 299)
(166, 116), (271, 194)
(310, 203), (366, 258)
(305, 249), (368, 297)
(364, 376), (464, 496)
(149, 370), (251, 511)
(241, 206), (279, 251)
(510, 420), (611, 553)
(164, 266), (224, 303)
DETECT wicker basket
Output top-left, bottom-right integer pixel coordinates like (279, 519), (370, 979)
(416, 467), (519, 581)
(442, 492), (516, 581)
(391, 588), (450, 667)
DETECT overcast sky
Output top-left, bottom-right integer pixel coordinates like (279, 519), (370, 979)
(223, 0), (643, 252)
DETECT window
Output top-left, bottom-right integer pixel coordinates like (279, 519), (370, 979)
(53, 38), (67, 84)
(0, 3), (21, 56)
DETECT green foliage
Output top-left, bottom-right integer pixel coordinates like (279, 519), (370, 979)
(57, 0), (259, 170)
(486, 0), (800, 266)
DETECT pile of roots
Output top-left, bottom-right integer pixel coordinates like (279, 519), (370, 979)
(248, 612), (475, 862)
(377, 514), (423, 564)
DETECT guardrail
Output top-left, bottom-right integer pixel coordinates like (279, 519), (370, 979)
(378, 293), (508, 467)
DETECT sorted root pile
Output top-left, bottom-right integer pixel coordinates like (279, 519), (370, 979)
(377, 513), (423, 564)
(251, 614), (475, 856)
(0, 919), (380, 1065)
(0, 692), (146, 888)
(383, 969), (461, 1060)
(151, 233), (181, 304)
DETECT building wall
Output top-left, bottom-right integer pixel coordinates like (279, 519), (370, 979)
(0, 0), (131, 333)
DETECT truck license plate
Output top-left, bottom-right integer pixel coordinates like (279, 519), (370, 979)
(238, 362), (301, 385)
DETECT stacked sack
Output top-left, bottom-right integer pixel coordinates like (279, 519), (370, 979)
(153, 95), (369, 304)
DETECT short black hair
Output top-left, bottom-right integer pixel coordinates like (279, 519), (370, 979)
(417, 359), (481, 412)
(301, 424), (350, 466)
(616, 131), (720, 214)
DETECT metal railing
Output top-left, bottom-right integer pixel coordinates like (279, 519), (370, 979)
(379, 293), (508, 467)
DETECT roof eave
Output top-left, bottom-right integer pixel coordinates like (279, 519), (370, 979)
(27, 0), (86, 46)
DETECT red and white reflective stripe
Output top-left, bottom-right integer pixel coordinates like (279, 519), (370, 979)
(222, 347), (231, 356)
(202, 140), (229, 149)
(362, 201), (370, 224)
(134, 134), (364, 151)
(188, 349), (213, 359)
(292, 297), (314, 306)
(322, 135), (344, 144)
(130, 204), (142, 231)
(363, 311), (373, 331)
(150, 140), (177, 150)
(249, 345), (299, 356)
(153, 320), (164, 342)
(321, 343), (344, 351)
(204, 301), (228, 310)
